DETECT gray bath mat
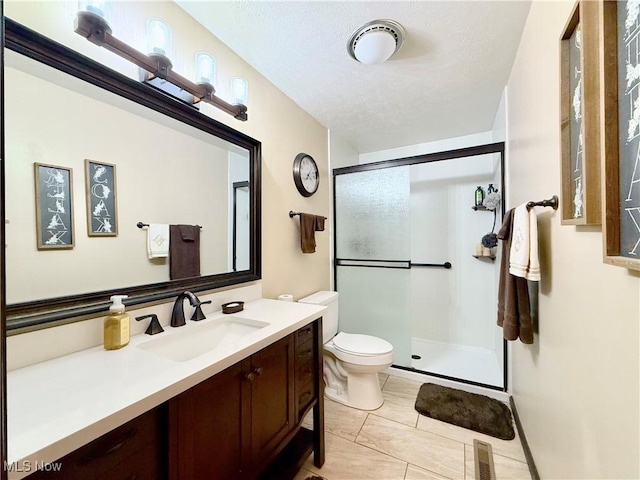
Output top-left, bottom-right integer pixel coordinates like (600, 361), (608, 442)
(414, 383), (515, 440)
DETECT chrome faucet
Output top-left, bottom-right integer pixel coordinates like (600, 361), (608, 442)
(170, 291), (212, 327)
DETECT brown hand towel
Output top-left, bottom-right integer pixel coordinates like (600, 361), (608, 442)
(497, 209), (533, 344)
(315, 215), (325, 232)
(169, 224), (201, 280)
(300, 213), (317, 253)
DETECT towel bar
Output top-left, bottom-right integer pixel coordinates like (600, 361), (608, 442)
(137, 222), (202, 229)
(289, 211), (327, 219)
(526, 195), (558, 211)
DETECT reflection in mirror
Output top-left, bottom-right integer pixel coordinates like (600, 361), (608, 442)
(4, 19), (261, 331)
(232, 181), (250, 272)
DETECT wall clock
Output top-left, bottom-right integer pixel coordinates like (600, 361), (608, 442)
(292, 153), (319, 197)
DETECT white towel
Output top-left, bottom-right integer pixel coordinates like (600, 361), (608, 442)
(509, 204), (540, 281)
(147, 224), (170, 259)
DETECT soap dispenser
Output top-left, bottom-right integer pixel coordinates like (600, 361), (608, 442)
(104, 295), (130, 350)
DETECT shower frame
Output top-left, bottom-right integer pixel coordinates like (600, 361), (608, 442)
(332, 142), (507, 392)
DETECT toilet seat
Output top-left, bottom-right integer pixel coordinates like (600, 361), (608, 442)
(325, 332), (394, 368)
(333, 332), (393, 356)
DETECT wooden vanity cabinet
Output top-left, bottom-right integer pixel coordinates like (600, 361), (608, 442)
(169, 319), (323, 480)
(23, 319), (324, 480)
(168, 334), (294, 480)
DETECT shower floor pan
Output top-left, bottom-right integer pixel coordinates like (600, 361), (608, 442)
(410, 337), (503, 388)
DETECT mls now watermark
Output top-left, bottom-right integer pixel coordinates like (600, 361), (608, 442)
(4, 460), (63, 473)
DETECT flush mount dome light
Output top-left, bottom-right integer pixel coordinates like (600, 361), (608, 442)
(347, 19), (405, 65)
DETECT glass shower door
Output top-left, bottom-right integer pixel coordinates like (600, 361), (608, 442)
(334, 166), (412, 367)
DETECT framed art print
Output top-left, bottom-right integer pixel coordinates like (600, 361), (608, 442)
(85, 159), (118, 236)
(560, 1), (602, 225)
(34, 163), (74, 249)
(601, 0), (640, 270)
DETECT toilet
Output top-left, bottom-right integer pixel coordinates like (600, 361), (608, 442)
(298, 291), (393, 410)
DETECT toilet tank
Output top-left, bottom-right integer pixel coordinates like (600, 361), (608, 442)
(298, 291), (339, 344)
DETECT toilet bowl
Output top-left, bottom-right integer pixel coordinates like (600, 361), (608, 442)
(298, 291), (393, 411)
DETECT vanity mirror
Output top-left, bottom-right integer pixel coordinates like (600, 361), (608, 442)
(4, 19), (262, 332)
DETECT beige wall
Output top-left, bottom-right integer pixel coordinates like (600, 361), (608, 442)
(4, 1), (329, 312)
(506, 1), (639, 478)
(5, 65), (233, 302)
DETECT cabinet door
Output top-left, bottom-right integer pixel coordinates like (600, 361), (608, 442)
(249, 334), (295, 470)
(170, 359), (249, 480)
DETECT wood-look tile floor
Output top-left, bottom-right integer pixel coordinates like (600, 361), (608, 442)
(297, 374), (531, 480)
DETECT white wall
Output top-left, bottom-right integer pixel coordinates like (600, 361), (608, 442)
(492, 89), (507, 144)
(329, 131), (359, 170)
(506, 1), (639, 477)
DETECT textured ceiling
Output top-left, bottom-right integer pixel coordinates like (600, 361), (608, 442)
(176, 1), (531, 154)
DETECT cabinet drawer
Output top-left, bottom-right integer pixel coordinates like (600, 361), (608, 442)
(95, 442), (163, 480)
(295, 324), (314, 348)
(295, 340), (314, 363)
(297, 380), (316, 415)
(26, 407), (162, 480)
(296, 361), (314, 385)
(295, 334), (315, 392)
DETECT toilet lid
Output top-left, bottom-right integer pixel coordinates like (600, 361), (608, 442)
(333, 332), (393, 356)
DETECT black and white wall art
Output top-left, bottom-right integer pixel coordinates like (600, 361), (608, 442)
(34, 163), (75, 249)
(85, 159), (118, 237)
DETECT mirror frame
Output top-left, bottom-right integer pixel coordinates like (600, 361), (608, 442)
(4, 18), (262, 332)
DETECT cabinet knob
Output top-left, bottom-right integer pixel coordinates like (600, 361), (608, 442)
(254, 367), (264, 376)
(244, 372), (256, 382)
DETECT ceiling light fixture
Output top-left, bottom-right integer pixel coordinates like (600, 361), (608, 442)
(347, 19), (405, 65)
(74, 5), (247, 121)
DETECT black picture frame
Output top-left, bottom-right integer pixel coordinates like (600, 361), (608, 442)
(85, 159), (118, 237)
(34, 162), (75, 250)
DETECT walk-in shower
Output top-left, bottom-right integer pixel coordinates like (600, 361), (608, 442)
(333, 143), (506, 390)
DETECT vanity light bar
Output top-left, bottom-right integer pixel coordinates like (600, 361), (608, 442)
(74, 11), (248, 121)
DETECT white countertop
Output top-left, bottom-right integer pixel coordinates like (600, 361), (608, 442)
(6, 298), (326, 478)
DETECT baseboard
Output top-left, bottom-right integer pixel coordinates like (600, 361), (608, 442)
(509, 396), (540, 480)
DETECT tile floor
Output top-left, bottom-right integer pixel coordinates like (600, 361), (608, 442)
(296, 374), (531, 480)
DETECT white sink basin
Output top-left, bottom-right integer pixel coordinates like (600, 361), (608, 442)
(137, 316), (269, 362)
